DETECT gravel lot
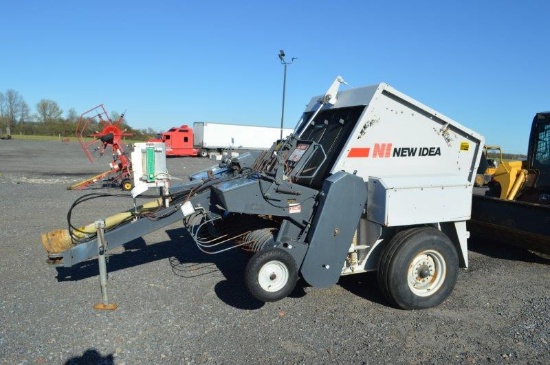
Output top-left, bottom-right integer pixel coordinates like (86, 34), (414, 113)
(1, 139), (548, 365)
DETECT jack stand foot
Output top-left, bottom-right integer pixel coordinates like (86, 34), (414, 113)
(93, 303), (118, 311)
(94, 220), (117, 311)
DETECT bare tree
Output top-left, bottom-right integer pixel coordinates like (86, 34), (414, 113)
(5, 90), (22, 122)
(110, 110), (130, 130)
(0, 89), (28, 135)
(110, 111), (120, 122)
(35, 99), (63, 123)
(19, 101), (30, 123)
(66, 108), (79, 123)
(0, 92), (6, 135)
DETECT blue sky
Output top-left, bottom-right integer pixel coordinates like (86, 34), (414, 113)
(1, 0), (548, 154)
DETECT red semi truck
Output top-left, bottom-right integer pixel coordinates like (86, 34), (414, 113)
(150, 125), (200, 157)
(150, 122), (294, 157)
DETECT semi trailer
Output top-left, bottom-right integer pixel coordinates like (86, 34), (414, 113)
(41, 77), (484, 310)
(151, 122), (294, 157)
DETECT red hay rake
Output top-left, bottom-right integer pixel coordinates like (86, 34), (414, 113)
(69, 105), (134, 191)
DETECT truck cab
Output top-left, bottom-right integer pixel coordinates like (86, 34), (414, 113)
(527, 112), (550, 191)
(155, 125), (200, 157)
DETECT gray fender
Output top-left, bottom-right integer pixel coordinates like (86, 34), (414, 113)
(300, 171), (367, 288)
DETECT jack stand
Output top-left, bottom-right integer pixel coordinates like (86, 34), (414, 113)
(160, 184), (170, 207)
(93, 220), (118, 311)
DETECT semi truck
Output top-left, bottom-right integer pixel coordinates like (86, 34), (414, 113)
(41, 76), (484, 310)
(152, 122), (293, 157)
(151, 124), (199, 157)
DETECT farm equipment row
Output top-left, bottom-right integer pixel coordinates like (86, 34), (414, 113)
(68, 105), (134, 191)
(42, 76), (486, 310)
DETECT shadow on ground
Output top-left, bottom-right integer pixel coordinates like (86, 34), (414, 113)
(337, 271), (389, 307)
(65, 348), (114, 365)
(469, 235), (550, 264)
(54, 226), (353, 310)
(55, 227), (292, 310)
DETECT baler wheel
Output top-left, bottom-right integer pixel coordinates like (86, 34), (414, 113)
(377, 227), (458, 310)
(245, 248), (298, 302)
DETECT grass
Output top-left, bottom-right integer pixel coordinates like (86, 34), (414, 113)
(8, 134), (143, 144)
(9, 135), (63, 141)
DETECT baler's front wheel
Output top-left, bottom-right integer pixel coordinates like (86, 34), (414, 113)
(245, 248), (298, 302)
(377, 227), (458, 310)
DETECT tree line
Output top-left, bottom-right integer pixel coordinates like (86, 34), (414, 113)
(0, 89), (154, 140)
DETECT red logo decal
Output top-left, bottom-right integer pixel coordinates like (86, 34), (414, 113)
(348, 148), (370, 157)
(373, 143), (392, 158)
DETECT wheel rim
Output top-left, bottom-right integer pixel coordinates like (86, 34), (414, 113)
(258, 260), (289, 293)
(407, 249), (446, 297)
(123, 182), (132, 190)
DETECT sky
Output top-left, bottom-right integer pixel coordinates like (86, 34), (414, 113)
(1, 0), (549, 154)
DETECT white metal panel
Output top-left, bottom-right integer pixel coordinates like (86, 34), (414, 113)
(130, 142), (169, 194)
(325, 83), (483, 190)
(367, 175), (472, 226)
(303, 84), (379, 111)
(193, 122), (205, 147)
(131, 146), (143, 187)
(193, 122), (293, 150)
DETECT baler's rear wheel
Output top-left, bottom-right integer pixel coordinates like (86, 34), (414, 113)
(245, 248), (298, 302)
(377, 227), (458, 310)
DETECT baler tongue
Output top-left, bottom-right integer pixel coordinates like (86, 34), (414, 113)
(40, 198), (164, 263)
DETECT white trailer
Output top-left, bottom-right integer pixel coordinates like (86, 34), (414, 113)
(193, 122), (293, 155)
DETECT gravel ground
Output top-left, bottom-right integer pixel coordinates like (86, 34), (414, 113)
(0, 139), (548, 365)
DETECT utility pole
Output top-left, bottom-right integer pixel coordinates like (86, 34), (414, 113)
(278, 50), (297, 140)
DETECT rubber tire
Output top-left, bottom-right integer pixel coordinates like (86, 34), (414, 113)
(377, 227), (459, 310)
(199, 149), (208, 158)
(245, 248), (298, 302)
(121, 179), (133, 191)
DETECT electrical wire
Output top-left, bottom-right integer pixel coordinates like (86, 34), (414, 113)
(66, 166), (241, 244)
(67, 192), (131, 243)
(66, 157), (304, 246)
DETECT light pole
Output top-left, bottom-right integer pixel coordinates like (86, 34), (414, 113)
(278, 49), (297, 140)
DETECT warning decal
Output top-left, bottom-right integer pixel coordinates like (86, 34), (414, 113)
(288, 204), (301, 214)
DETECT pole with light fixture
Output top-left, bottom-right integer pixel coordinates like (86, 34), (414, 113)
(278, 50), (297, 140)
